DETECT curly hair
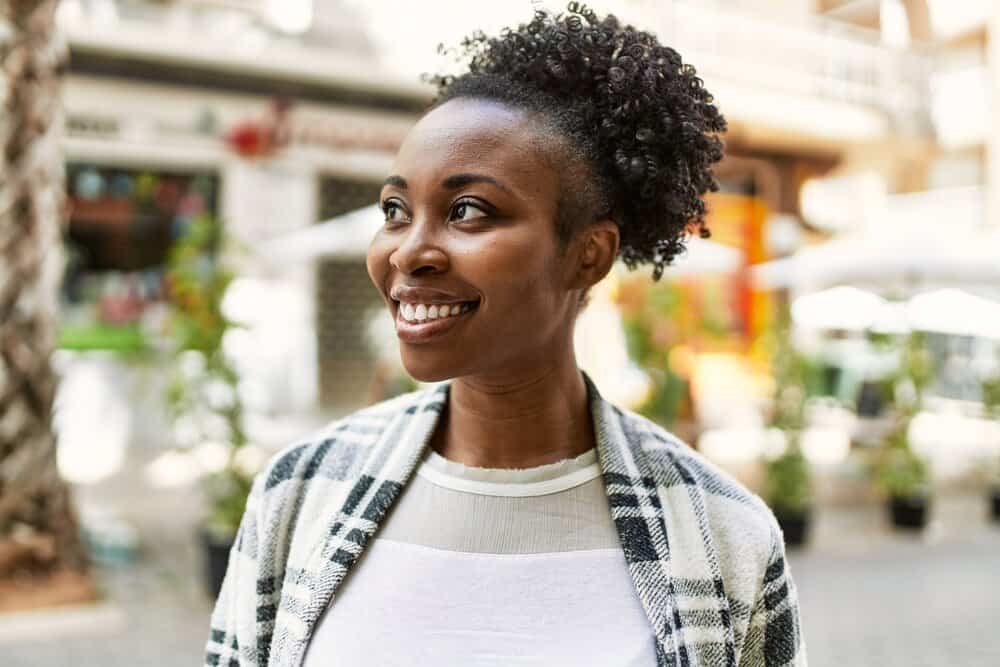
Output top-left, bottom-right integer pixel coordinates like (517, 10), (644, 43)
(428, 2), (726, 280)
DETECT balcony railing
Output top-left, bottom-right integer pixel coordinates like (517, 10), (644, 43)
(654, 1), (934, 133)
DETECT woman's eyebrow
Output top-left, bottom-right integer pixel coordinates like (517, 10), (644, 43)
(442, 173), (513, 195)
(383, 175), (407, 189)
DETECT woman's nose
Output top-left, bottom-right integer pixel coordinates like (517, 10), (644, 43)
(388, 222), (449, 276)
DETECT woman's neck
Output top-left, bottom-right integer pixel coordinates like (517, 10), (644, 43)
(430, 361), (595, 469)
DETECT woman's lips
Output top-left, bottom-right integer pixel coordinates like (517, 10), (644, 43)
(393, 302), (477, 344)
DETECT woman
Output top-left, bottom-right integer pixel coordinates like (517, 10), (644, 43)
(206, 5), (806, 666)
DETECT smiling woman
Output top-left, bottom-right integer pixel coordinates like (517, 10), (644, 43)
(205, 4), (806, 667)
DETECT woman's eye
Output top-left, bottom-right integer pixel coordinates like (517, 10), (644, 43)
(381, 201), (409, 223)
(451, 201), (488, 223)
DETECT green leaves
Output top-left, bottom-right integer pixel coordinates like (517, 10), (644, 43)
(763, 433), (813, 515)
(164, 215), (232, 354)
(764, 313), (811, 433)
(163, 215), (251, 537)
(636, 367), (686, 426)
(762, 315), (814, 515)
(981, 368), (1000, 420)
(873, 331), (935, 498)
(875, 438), (930, 498)
(619, 283), (687, 427)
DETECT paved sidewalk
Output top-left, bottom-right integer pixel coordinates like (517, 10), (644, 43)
(1, 458), (213, 666)
(2, 458), (998, 666)
(789, 493), (1000, 667)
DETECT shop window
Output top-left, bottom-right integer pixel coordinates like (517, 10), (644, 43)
(61, 163), (219, 352)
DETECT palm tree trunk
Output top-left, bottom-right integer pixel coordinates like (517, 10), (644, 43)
(0, 0), (90, 581)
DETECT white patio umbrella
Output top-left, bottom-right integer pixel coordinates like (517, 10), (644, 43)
(791, 285), (891, 331)
(264, 204), (744, 276)
(751, 233), (1000, 289)
(790, 286), (1000, 340)
(906, 288), (1000, 340)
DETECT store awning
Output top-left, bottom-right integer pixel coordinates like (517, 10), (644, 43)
(262, 204), (383, 264)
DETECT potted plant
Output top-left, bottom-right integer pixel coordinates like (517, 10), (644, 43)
(874, 331), (934, 530)
(761, 318), (815, 547)
(763, 433), (813, 546)
(877, 425), (931, 529)
(164, 214), (255, 597)
(981, 361), (1000, 521)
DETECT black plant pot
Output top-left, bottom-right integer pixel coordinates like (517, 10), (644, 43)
(855, 381), (885, 418)
(990, 487), (1000, 522)
(200, 527), (235, 599)
(889, 494), (929, 530)
(775, 510), (811, 548)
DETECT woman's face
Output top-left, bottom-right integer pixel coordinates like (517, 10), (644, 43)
(366, 98), (582, 383)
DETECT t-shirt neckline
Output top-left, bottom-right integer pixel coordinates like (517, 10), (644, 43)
(416, 446), (601, 497)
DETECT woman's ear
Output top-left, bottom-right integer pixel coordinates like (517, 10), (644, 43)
(571, 219), (619, 289)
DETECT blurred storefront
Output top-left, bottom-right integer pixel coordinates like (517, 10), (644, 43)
(55, 0), (429, 442)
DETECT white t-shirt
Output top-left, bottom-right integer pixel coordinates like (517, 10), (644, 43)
(301, 446), (658, 666)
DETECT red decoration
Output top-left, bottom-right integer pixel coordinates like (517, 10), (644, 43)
(225, 122), (270, 158)
(224, 97), (293, 159)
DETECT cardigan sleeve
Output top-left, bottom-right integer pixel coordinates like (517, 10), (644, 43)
(204, 470), (268, 666)
(738, 526), (808, 666)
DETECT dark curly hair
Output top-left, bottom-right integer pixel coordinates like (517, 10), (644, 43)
(427, 2), (726, 280)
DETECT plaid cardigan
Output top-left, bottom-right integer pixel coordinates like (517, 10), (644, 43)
(206, 374), (807, 666)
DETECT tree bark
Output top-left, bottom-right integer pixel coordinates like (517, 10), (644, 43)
(0, 0), (90, 578)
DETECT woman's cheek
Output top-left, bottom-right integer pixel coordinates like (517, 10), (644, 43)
(468, 226), (551, 277)
(365, 238), (392, 296)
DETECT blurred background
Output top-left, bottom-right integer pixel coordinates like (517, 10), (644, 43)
(1, 0), (998, 665)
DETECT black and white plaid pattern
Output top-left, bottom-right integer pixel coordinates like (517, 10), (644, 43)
(206, 374), (806, 666)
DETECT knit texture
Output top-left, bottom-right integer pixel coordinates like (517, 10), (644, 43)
(205, 373), (807, 666)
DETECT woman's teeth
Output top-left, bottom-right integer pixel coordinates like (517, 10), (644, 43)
(399, 302), (474, 323)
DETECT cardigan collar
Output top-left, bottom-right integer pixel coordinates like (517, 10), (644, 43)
(291, 371), (733, 666)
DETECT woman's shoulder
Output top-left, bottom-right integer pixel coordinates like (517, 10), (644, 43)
(255, 385), (445, 496)
(611, 405), (782, 568)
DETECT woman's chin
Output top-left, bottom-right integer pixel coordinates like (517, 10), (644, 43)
(399, 354), (461, 384)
